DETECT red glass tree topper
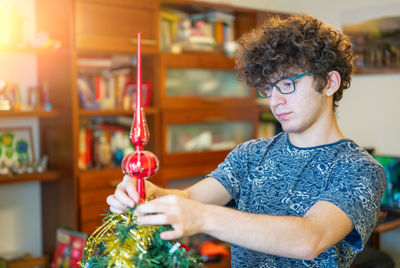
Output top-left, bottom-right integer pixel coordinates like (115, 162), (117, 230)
(121, 32), (159, 203)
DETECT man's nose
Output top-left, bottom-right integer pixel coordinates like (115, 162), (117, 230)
(268, 86), (286, 107)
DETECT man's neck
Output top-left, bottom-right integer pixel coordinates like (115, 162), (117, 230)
(288, 113), (345, 148)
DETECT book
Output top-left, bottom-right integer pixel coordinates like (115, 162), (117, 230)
(78, 127), (87, 170)
(51, 228), (87, 268)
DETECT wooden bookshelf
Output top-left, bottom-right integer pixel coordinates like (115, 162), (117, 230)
(0, 46), (68, 55)
(78, 107), (158, 116)
(354, 67), (400, 75)
(0, 171), (60, 185)
(0, 110), (59, 118)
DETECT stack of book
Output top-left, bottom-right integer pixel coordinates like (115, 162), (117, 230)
(78, 121), (134, 170)
(161, 9), (235, 54)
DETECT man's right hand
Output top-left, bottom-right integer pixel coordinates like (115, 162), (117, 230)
(106, 175), (159, 214)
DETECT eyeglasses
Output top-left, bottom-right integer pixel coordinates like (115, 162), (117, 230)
(256, 70), (313, 98)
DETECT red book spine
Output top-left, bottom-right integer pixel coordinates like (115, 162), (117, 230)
(95, 75), (102, 101)
(86, 128), (93, 167)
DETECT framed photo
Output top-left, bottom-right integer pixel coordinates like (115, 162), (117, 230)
(77, 77), (99, 109)
(342, 7), (400, 71)
(122, 81), (151, 110)
(28, 86), (41, 110)
(0, 127), (35, 167)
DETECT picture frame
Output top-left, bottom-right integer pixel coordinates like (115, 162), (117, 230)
(77, 77), (100, 110)
(0, 127), (35, 167)
(341, 6), (400, 72)
(28, 86), (41, 110)
(122, 81), (151, 110)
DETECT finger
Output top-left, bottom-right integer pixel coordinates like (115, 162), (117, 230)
(106, 194), (128, 211)
(160, 229), (182, 240)
(107, 193), (128, 214)
(134, 201), (177, 216)
(136, 213), (173, 225)
(110, 206), (126, 214)
(122, 177), (140, 203)
(114, 185), (135, 208)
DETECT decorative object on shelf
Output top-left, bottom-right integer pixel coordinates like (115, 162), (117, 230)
(123, 81), (152, 110)
(0, 127), (49, 176)
(77, 77), (100, 110)
(28, 86), (42, 110)
(80, 33), (201, 268)
(42, 81), (52, 111)
(34, 155), (48, 173)
(0, 80), (12, 111)
(0, 127), (35, 168)
(0, 80), (22, 111)
(28, 31), (61, 49)
(0, 80), (54, 112)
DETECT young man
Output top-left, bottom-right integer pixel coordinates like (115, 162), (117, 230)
(107, 15), (386, 267)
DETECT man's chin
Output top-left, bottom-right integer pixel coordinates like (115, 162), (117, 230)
(281, 124), (301, 134)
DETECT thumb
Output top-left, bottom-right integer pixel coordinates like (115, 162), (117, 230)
(124, 175), (140, 203)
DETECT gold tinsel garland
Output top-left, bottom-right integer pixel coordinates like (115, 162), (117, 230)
(79, 207), (201, 268)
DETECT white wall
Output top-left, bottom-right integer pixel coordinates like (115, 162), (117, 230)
(0, 0), (41, 257)
(0, 117), (42, 257)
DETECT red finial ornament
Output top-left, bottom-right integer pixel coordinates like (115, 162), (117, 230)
(121, 32), (159, 203)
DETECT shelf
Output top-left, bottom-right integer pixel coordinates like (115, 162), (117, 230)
(0, 110), (59, 118)
(78, 107), (158, 117)
(161, 0), (251, 12)
(354, 67), (400, 75)
(161, 52), (235, 69)
(0, 170), (60, 185)
(0, 46), (68, 55)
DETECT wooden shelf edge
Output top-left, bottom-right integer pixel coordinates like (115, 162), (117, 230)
(0, 170), (60, 185)
(0, 110), (59, 118)
(353, 67), (400, 75)
(0, 46), (69, 55)
(161, 0), (255, 12)
(78, 107), (158, 116)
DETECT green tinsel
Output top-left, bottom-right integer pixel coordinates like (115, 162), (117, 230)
(80, 207), (202, 268)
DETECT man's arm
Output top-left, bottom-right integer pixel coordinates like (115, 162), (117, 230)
(107, 175), (232, 213)
(201, 200), (353, 260)
(135, 185), (353, 260)
(183, 177), (233, 206)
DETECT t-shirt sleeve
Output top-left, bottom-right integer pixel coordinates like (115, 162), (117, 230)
(318, 156), (386, 252)
(206, 141), (251, 202)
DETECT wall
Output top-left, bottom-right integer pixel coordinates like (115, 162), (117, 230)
(0, 118), (42, 257)
(0, 0), (42, 257)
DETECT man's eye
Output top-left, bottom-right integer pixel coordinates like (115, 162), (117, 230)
(265, 85), (273, 91)
(283, 82), (292, 87)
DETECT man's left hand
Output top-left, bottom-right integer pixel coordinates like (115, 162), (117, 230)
(134, 195), (206, 240)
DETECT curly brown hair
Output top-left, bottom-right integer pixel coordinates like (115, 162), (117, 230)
(236, 15), (354, 111)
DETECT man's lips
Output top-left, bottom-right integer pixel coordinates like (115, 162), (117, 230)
(275, 112), (292, 120)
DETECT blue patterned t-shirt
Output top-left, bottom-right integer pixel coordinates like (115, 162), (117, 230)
(207, 132), (386, 268)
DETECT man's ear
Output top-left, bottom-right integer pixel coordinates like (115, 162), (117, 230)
(325, 71), (341, 96)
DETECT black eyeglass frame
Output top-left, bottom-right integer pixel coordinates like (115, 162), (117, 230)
(256, 70), (314, 98)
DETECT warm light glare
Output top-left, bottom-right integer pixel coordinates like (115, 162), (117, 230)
(0, 5), (24, 46)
